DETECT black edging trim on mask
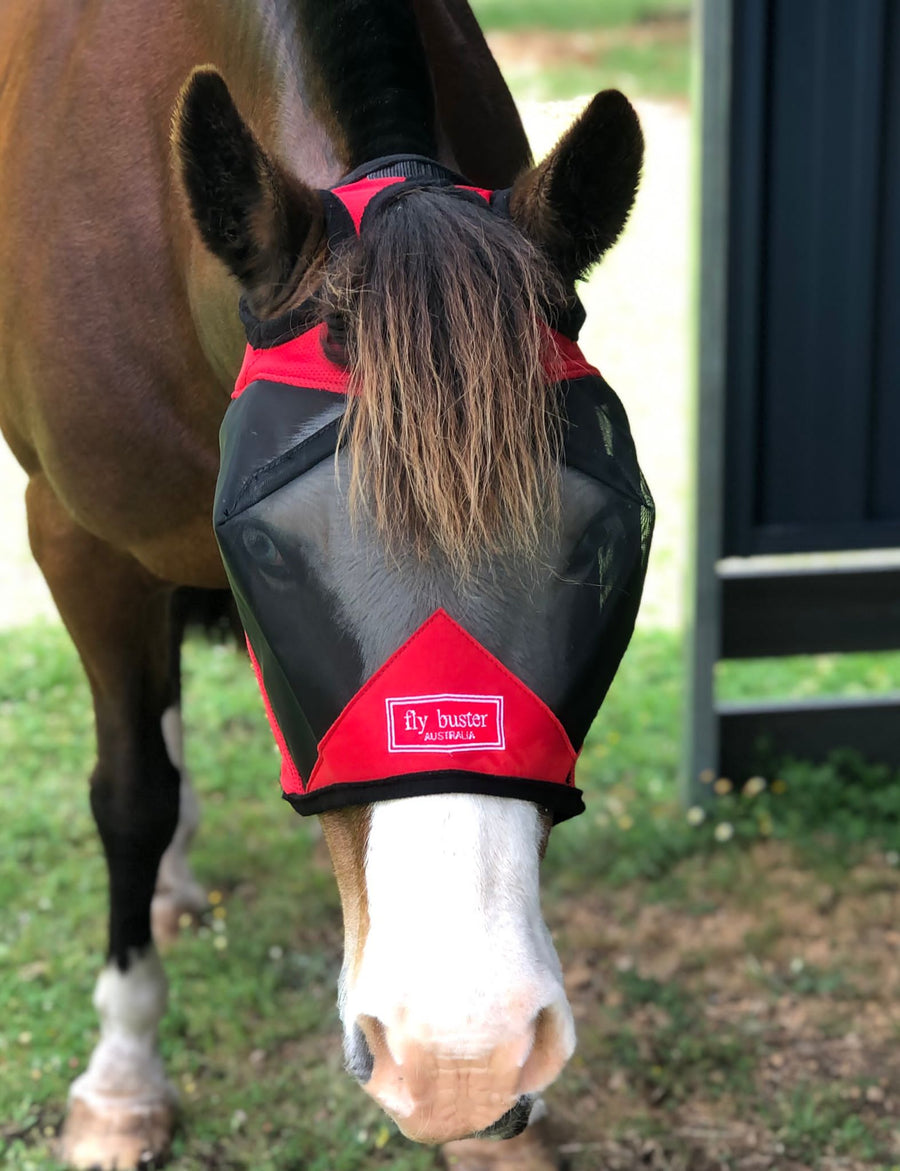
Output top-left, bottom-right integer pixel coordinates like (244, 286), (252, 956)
(550, 298), (587, 342)
(220, 411), (342, 520)
(238, 296), (319, 350)
(340, 153), (470, 186)
(319, 189), (357, 249)
(282, 772), (585, 825)
(220, 373), (649, 522)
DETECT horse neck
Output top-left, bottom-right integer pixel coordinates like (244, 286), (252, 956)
(189, 0), (343, 185)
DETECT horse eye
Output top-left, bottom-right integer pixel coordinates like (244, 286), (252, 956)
(242, 527), (286, 570)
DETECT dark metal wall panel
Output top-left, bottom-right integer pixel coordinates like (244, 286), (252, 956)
(719, 695), (900, 779)
(721, 564), (900, 658)
(688, 0), (900, 801)
(723, 0), (900, 556)
(872, 2), (900, 522)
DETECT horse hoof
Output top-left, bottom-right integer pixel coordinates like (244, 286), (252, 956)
(151, 887), (208, 945)
(57, 1094), (177, 1169)
(442, 1119), (561, 1171)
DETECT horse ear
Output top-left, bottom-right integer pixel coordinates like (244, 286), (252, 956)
(173, 67), (323, 307)
(509, 90), (643, 283)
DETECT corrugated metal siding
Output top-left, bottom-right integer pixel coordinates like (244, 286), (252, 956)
(723, 0), (900, 555)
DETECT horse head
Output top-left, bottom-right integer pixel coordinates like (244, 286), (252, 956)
(172, 69), (650, 1145)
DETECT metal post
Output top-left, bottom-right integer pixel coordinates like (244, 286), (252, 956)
(683, 0), (734, 803)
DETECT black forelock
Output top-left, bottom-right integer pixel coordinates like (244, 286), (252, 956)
(296, 0), (437, 165)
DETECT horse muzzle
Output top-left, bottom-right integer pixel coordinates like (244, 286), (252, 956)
(345, 1006), (573, 1144)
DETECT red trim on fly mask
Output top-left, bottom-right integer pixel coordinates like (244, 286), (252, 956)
(546, 329), (601, 380)
(245, 637), (304, 793)
(233, 323), (350, 397)
(329, 175), (493, 229)
(283, 608), (577, 797)
(231, 175), (599, 400)
(330, 175), (404, 230)
(232, 323), (598, 399)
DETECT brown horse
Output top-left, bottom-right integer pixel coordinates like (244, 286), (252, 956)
(0, 0), (645, 1167)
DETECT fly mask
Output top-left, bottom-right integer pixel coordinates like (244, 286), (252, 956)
(213, 156), (654, 825)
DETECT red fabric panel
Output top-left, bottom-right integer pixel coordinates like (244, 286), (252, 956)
(232, 323), (350, 398)
(330, 176), (492, 231)
(232, 176), (597, 399)
(233, 323), (598, 400)
(307, 609), (576, 794)
(546, 328), (601, 381)
(245, 636), (306, 795)
(330, 176), (405, 231)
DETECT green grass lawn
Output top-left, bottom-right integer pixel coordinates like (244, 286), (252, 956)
(471, 0), (692, 102)
(4, 622), (900, 1167)
(470, 0), (688, 33)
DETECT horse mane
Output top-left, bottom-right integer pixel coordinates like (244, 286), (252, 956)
(322, 185), (565, 576)
(295, 0), (437, 164)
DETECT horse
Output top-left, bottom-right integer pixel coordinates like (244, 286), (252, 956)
(0, 1), (647, 1167)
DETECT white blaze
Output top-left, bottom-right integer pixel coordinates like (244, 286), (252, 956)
(341, 793), (574, 1067)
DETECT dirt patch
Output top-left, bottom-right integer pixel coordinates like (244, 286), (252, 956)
(544, 842), (900, 1168)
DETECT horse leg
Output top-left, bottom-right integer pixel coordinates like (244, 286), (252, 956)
(152, 738), (208, 944)
(151, 607), (208, 944)
(26, 474), (180, 1169)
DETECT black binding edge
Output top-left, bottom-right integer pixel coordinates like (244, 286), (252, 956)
(283, 771), (585, 825)
(239, 296), (319, 350)
(220, 372), (650, 520)
(339, 153), (470, 186)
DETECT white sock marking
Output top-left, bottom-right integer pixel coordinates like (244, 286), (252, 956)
(70, 948), (177, 1109)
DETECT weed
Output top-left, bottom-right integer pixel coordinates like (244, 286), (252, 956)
(598, 971), (758, 1104)
(771, 1085), (890, 1165)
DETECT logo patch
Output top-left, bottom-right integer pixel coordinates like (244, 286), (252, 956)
(386, 694), (505, 753)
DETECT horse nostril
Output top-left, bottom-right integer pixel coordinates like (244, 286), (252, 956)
(345, 1021), (374, 1083)
(517, 1004), (575, 1096)
(471, 1094), (534, 1139)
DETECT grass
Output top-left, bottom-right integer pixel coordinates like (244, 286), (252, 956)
(0, 624), (439, 1170)
(496, 38), (690, 103)
(470, 0), (688, 34)
(470, 0), (692, 102)
(599, 970), (758, 1102)
(5, 622), (900, 1167)
(770, 1084), (889, 1166)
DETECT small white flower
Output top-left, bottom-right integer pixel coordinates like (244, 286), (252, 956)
(714, 821), (734, 842)
(686, 806), (706, 826)
(789, 957), (805, 974)
(743, 776), (767, 798)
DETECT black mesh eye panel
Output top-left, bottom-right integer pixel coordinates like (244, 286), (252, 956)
(217, 487), (367, 765)
(562, 374), (649, 507)
(213, 366), (653, 805)
(215, 382), (345, 524)
(553, 499), (649, 748)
